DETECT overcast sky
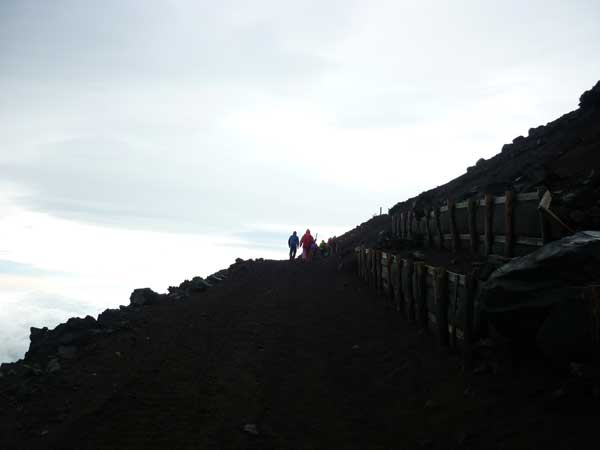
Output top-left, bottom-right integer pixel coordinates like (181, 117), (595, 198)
(1, 0), (599, 362)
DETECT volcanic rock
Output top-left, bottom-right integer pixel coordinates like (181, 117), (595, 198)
(579, 80), (600, 108)
(130, 288), (162, 307)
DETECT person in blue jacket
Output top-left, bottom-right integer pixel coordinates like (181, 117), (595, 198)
(288, 231), (299, 261)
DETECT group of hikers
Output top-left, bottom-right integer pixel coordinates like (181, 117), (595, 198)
(287, 229), (336, 262)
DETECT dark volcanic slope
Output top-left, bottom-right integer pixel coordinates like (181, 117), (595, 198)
(390, 81), (600, 219)
(1, 258), (597, 450)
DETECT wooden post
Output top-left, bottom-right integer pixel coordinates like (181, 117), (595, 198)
(391, 256), (402, 313)
(505, 190), (515, 258)
(401, 212), (406, 240)
(396, 258), (405, 313)
(400, 212), (405, 239)
(363, 247), (368, 281)
(435, 267), (449, 346)
(448, 200), (459, 253)
(484, 193), (494, 256)
(364, 249), (369, 284)
(367, 250), (373, 287)
(386, 253), (394, 304)
(426, 209), (434, 248)
(375, 250), (382, 295)
(463, 270), (477, 372)
(415, 262), (428, 329)
(369, 249), (377, 288)
(403, 260), (414, 321)
(467, 198), (478, 255)
(435, 207), (444, 250)
(537, 188), (551, 244)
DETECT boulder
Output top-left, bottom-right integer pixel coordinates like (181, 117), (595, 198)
(190, 276), (211, 291)
(29, 327), (49, 348)
(206, 275), (223, 284)
(27, 316), (101, 358)
(528, 125), (545, 138)
(129, 288), (161, 307)
(512, 135), (526, 146)
(579, 80), (600, 108)
(97, 308), (129, 329)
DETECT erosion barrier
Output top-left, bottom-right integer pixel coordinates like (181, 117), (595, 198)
(390, 190), (564, 258)
(356, 247), (478, 358)
(357, 190), (557, 367)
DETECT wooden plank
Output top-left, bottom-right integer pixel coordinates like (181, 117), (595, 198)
(447, 271), (466, 286)
(487, 254), (512, 265)
(484, 193), (494, 256)
(515, 236), (544, 246)
(467, 198), (478, 255)
(516, 191), (539, 202)
(455, 200), (469, 209)
(505, 190), (514, 258)
(537, 188), (551, 244)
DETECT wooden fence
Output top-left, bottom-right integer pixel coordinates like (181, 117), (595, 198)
(356, 247), (480, 366)
(390, 190), (565, 257)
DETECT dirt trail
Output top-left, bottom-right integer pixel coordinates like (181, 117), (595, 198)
(1, 258), (597, 449)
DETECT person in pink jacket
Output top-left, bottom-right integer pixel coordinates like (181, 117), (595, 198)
(299, 229), (315, 262)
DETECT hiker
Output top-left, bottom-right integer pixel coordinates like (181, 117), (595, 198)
(311, 240), (319, 259)
(319, 239), (330, 257)
(288, 231), (299, 261)
(300, 229), (315, 262)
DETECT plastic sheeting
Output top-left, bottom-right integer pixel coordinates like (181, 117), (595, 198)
(479, 231), (600, 362)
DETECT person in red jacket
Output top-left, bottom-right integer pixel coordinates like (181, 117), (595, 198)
(299, 229), (315, 262)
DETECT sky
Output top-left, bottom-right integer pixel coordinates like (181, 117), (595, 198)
(1, 0), (600, 362)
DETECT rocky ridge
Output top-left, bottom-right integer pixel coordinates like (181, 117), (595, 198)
(389, 80), (600, 232)
(0, 258), (250, 380)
